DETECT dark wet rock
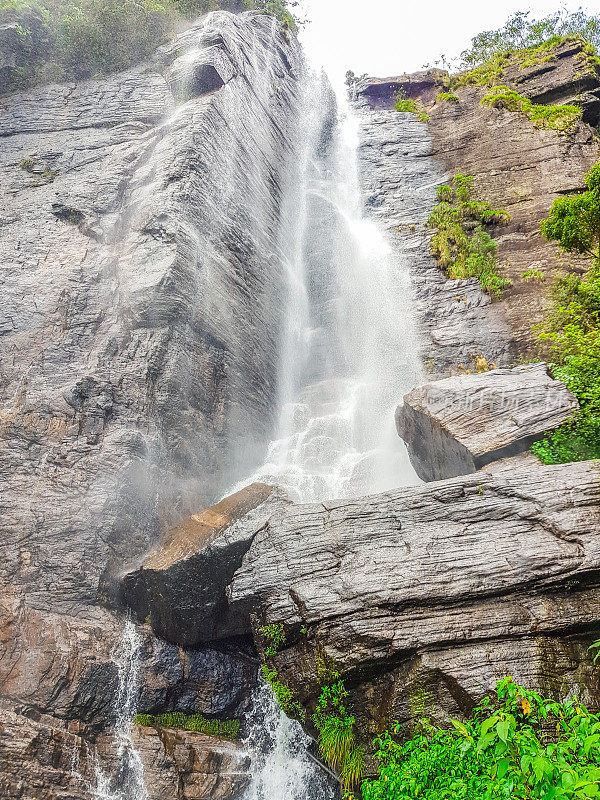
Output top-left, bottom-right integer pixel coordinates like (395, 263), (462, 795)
(122, 483), (291, 646)
(396, 362), (578, 481)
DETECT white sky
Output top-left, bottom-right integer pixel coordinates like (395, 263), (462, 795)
(297, 0), (596, 87)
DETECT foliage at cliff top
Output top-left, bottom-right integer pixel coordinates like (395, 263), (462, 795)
(362, 676), (600, 800)
(460, 9), (600, 69)
(532, 163), (600, 465)
(0, 0), (296, 92)
(481, 86), (582, 134)
(427, 173), (511, 297)
(132, 711), (240, 739)
(450, 9), (600, 89)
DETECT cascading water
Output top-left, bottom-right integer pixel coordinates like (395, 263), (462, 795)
(240, 76), (423, 503)
(239, 73), (423, 798)
(93, 620), (148, 800)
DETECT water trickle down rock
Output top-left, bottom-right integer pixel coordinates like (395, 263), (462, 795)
(0, 11), (306, 797)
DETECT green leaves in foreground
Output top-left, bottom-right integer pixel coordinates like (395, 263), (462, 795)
(132, 711), (240, 739)
(362, 677), (600, 800)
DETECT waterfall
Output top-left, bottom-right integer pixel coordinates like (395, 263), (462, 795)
(239, 73), (423, 799)
(93, 619), (148, 800)
(240, 76), (423, 503)
(242, 682), (338, 800)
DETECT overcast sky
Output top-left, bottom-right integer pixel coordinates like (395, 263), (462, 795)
(297, 0), (595, 87)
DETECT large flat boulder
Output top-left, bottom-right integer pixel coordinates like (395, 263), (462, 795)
(121, 483), (290, 646)
(395, 362), (578, 481)
(227, 460), (600, 731)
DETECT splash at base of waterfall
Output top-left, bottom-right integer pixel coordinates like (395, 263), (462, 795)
(242, 680), (339, 800)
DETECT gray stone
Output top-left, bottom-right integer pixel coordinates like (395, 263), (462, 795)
(227, 460), (600, 734)
(395, 362), (579, 481)
(0, 10), (304, 796)
(122, 483), (290, 646)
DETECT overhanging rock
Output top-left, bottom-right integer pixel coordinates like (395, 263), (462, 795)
(120, 483), (290, 646)
(395, 362), (578, 482)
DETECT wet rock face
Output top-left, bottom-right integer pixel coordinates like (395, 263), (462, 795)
(122, 483), (291, 646)
(355, 102), (516, 374)
(396, 362), (578, 481)
(0, 10), (304, 796)
(357, 38), (600, 367)
(133, 726), (251, 800)
(127, 463), (600, 743)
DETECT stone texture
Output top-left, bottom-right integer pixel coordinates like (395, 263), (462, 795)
(122, 483), (291, 646)
(229, 461), (600, 739)
(355, 100), (516, 375)
(0, 10), (304, 796)
(124, 461), (600, 747)
(132, 725), (251, 800)
(396, 362), (578, 481)
(356, 38), (600, 367)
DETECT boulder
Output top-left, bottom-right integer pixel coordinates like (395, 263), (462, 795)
(122, 460), (600, 738)
(395, 362), (578, 481)
(226, 460), (600, 732)
(121, 483), (291, 646)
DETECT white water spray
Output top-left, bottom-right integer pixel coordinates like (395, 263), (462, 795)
(240, 76), (423, 799)
(242, 682), (338, 800)
(93, 620), (148, 800)
(239, 79), (422, 503)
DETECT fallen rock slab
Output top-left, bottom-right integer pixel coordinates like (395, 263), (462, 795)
(395, 362), (578, 481)
(121, 483), (290, 646)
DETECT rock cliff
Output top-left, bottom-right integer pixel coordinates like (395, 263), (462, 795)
(122, 460), (600, 761)
(357, 38), (600, 368)
(0, 10), (305, 797)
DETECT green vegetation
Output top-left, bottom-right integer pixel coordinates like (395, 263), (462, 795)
(259, 623), (305, 720)
(259, 625), (363, 796)
(0, 0), (296, 92)
(451, 9), (600, 91)
(311, 649), (365, 796)
(362, 676), (600, 800)
(427, 173), (512, 297)
(521, 267), (545, 282)
(481, 85), (582, 133)
(532, 162), (600, 464)
(133, 711), (240, 739)
(460, 9), (600, 68)
(436, 91), (459, 103)
(395, 89), (429, 123)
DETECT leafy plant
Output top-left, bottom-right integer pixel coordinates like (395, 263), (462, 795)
(522, 267), (546, 282)
(259, 623), (304, 720)
(133, 711), (240, 739)
(362, 676), (600, 800)
(532, 162), (600, 464)
(481, 85), (582, 133)
(395, 88), (429, 122)
(436, 91), (459, 103)
(428, 173), (511, 296)
(311, 649), (365, 796)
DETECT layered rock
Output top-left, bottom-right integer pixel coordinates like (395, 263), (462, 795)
(357, 38), (600, 367)
(396, 362), (578, 481)
(123, 483), (290, 645)
(123, 461), (600, 743)
(0, 10), (305, 796)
